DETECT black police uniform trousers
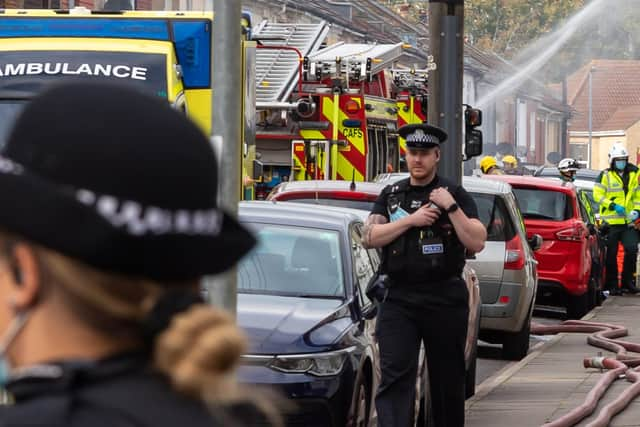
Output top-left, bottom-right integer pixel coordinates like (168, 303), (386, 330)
(375, 286), (469, 427)
(604, 224), (639, 291)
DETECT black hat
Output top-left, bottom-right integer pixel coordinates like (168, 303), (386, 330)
(399, 123), (447, 149)
(0, 82), (255, 282)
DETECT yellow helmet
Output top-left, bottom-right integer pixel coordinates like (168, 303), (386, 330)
(480, 156), (498, 173)
(502, 155), (517, 167)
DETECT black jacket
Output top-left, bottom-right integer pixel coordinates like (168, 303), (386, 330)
(0, 353), (254, 427)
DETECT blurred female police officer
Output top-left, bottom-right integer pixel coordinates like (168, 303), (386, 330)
(0, 82), (260, 426)
(363, 123), (486, 427)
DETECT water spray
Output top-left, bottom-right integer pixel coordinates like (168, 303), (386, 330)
(477, 0), (607, 109)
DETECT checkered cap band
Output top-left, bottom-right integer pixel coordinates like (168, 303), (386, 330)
(406, 129), (440, 144)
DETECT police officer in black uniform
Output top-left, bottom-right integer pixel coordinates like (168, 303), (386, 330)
(0, 83), (268, 427)
(363, 123), (486, 427)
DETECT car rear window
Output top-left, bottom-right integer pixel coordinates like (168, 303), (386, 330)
(470, 193), (516, 242)
(281, 197), (375, 212)
(512, 188), (572, 221)
(238, 224), (344, 298)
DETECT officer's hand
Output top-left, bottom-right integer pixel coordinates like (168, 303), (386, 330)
(429, 187), (456, 211)
(409, 205), (440, 227)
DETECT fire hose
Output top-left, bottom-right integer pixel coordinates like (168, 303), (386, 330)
(530, 320), (640, 427)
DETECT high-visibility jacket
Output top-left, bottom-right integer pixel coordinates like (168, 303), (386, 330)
(593, 165), (640, 225)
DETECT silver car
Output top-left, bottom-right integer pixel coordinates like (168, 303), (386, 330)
(463, 177), (539, 360)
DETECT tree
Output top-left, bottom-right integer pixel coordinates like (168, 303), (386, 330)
(464, 0), (640, 83)
(465, 0), (585, 56)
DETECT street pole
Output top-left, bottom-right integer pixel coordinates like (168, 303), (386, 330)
(202, 0), (242, 316)
(588, 67), (593, 168)
(428, 0), (464, 186)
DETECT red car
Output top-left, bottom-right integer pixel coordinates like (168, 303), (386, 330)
(486, 175), (596, 319)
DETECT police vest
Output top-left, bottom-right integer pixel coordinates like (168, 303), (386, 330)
(382, 178), (466, 283)
(593, 166), (640, 225)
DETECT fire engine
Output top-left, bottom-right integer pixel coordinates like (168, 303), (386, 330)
(252, 32), (431, 197)
(0, 7), (259, 199)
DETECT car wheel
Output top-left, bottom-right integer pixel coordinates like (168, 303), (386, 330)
(353, 379), (370, 427)
(566, 292), (589, 319)
(502, 306), (531, 360)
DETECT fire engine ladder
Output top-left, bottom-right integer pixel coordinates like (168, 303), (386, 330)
(253, 21), (330, 108)
(306, 42), (408, 80)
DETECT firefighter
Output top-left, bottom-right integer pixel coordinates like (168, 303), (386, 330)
(558, 157), (580, 182)
(0, 82), (270, 426)
(502, 155), (519, 175)
(593, 144), (640, 295)
(363, 123), (486, 427)
(479, 155), (503, 175)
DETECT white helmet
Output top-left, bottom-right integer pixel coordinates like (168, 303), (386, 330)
(558, 158), (580, 172)
(608, 143), (629, 163)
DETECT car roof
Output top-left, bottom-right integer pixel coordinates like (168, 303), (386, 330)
(373, 173), (410, 183)
(535, 167), (600, 181)
(270, 180), (386, 196)
(485, 174), (576, 194)
(239, 201), (366, 229)
(272, 176), (513, 197)
(572, 179), (595, 190)
(462, 176), (512, 195)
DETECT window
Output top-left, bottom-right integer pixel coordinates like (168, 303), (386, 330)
(238, 224), (344, 298)
(512, 188), (572, 221)
(0, 51), (168, 98)
(470, 193), (516, 242)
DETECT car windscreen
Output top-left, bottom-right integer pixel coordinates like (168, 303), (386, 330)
(238, 223), (345, 298)
(0, 100), (26, 150)
(512, 188), (572, 221)
(470, 193), (516, 241)
(282, 197), (375, 212)
(0, 51), (168, 98)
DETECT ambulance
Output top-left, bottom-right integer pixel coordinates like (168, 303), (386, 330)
(0, 7), (258, 198)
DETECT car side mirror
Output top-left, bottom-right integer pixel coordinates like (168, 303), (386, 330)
(528, 234), (542, 251)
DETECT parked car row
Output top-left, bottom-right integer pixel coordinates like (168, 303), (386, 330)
(235, 169), (603, 426)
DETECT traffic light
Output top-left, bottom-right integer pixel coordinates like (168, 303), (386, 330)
(464, 106), (483, 159)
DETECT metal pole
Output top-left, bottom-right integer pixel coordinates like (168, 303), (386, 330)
(588, 68), (593, 168)
(202, 0), (242, 316)
(428, 0), (464, 185)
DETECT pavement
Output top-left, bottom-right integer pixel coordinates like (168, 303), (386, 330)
(465, 295), (640, 427)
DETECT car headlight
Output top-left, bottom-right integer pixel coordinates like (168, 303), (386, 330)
(267, 346), (356, 377)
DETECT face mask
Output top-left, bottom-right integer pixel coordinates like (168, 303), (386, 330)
(615, 160), (627, 171)
(0, 311), (30, 387)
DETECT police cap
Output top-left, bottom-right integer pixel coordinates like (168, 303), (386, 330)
(399, 123), (448, 149)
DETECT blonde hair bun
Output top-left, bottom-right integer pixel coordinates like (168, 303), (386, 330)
(154, 305), (247, 399)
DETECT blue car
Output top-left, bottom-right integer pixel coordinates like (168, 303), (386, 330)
(236, 201), (381, 427)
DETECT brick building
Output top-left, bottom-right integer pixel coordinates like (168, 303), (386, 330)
(567, 60), (640, 169)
